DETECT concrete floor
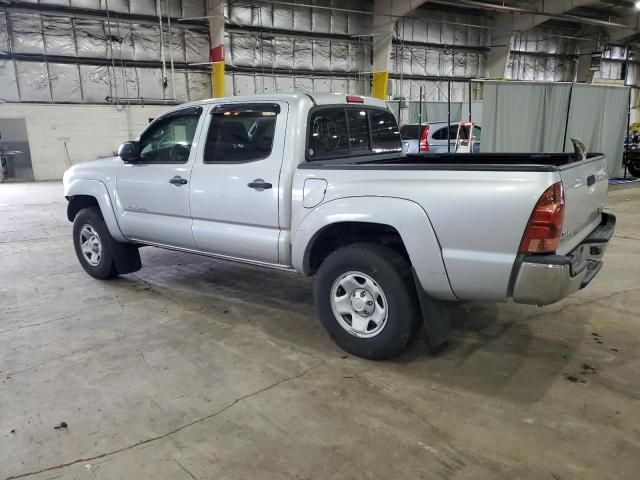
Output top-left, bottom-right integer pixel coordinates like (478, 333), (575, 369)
(1, 181), (639, 480)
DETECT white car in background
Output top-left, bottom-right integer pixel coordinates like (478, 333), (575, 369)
(400, 121), (481, 154)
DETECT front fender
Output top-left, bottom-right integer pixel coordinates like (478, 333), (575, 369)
(64, 178), (127, 242)
(292, 196), (456, 301)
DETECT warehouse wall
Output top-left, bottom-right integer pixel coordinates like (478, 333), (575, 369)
(1, 0), (494, 105)
(0, 103), (169, 179)
(506, 28), (577, 82)
(0, 1), (211, 104)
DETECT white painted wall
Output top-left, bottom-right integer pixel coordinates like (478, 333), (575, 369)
(0, 103), (172, 180)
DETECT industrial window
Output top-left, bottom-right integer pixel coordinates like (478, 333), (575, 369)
(204, 103), (279, 163)
(138, 109), (202, 164)
(308, 107), (401, 160)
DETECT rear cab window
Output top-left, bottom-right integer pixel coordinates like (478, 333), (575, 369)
(307, 107), (401, 161)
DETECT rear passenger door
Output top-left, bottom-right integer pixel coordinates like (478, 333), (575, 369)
(189, 102), (288, 264)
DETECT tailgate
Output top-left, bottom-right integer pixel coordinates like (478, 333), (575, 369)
(557, 154), (608, 255)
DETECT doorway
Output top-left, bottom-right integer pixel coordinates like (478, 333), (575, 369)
(0, 118), (34, 182)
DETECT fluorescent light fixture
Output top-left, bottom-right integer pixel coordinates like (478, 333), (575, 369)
(636, 0), (640, 9)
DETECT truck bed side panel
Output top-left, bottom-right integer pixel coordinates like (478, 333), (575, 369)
(293, 168), (560, 302)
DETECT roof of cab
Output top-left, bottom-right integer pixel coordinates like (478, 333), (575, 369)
(176, 92), (388, 109)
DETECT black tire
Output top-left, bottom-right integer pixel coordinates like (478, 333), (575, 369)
(314, 243), (421, 360)
(628, 160), (640, 178)
(72, 207), (119, 280)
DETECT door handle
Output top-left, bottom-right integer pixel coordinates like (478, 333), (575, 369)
(247, 179), (272, 190)
(169, 175), (188, 186)
(586, 175), (596, 187)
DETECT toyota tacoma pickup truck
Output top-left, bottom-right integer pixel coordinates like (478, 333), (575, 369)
(63, 93), (615, 360)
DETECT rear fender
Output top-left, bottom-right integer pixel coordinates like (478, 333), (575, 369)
(292, 196), (456, 301)
(65, 179), (127, 242)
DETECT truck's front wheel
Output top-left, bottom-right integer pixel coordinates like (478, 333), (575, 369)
(72, 208), (119, 280)
(314, 243), (421, 360)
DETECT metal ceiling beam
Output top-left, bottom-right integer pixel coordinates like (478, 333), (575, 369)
(425, 0), (637, 32)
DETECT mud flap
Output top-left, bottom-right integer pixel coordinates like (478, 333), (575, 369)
(109, 238), (142, 275)
(411, 268), (451, 354)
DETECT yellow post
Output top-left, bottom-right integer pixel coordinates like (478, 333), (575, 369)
(210, 45), (225, 98)
(207, 0), (225, 97)
(371, 71), (389, 100)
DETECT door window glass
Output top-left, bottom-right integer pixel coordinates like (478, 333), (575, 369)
(138, 110), (201, 164)
(451, 125), (471, 139)
(431, 125), (469, 141)
(473, 125), (482, 141)
(369, 110), (402, 153)
(431, 127), (448, 140)
(205, 104), (278, 163)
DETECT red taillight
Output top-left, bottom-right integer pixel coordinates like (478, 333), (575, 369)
(519, 182), (565, 254)
(346, 95), (364, 103)
(419, 125), (430, 152)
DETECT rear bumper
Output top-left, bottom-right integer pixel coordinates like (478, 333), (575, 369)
(511, 213), (616, 306)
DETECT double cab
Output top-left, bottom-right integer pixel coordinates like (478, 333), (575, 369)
(64, 93), (615, 359)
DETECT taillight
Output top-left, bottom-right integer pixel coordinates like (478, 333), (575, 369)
(419, 125), (430, 152)
(346, 95), (364, 103)
(519, 182), (565, 254)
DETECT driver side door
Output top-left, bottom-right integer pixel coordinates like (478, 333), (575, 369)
(114, 106), (204, 249)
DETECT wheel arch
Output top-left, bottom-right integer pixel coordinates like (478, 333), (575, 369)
(292, 196), (456, 301)
(65, 179), (127, 242)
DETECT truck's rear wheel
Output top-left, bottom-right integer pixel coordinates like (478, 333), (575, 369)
(73, 208), (119, 280)
(314, 243), (421, 360)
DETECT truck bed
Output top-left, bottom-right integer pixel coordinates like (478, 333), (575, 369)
(298, 152), (604, 172)
(294, 151), (609, 302)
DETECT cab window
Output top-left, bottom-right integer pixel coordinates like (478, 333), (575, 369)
(308, 107), (401, 160)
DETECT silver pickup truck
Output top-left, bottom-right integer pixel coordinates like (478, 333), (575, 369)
(63, 93), (615, 359)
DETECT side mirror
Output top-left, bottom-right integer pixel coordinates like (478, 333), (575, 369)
(118, 141), (140, 164)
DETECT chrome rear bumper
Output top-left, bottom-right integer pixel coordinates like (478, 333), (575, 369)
(511, 213), (616, 306)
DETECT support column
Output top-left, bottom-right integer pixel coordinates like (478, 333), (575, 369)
(575, 51), (595, 84)
(371, 0), (426, 100)
(486, 25), (512, 80)
(371, 0), (394, 99)
(487, 41), (510, 79)
(206, 0), (224, 97)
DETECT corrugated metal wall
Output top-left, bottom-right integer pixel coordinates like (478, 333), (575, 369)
(597, 46), (628, 82)
(0, 0), (633, 104)
(506, 28), (577, 82)
(389, 11), (487, 102)
(1, 0), (493, 104)
(0, 1), (211, 103)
